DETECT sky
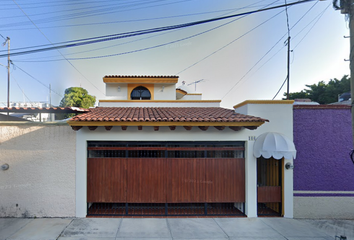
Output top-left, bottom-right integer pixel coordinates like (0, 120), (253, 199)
(0, 0), (350, 109)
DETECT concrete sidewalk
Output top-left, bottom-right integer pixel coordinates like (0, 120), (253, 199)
(1, 217), (353, 240)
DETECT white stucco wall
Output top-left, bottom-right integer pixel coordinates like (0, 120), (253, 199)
(105, 83), (128, 99)
(235, 101), (294, 218)
(180, 93), (202, 100)
(0, 123), (76, 217)
(153, 84), (176, 100)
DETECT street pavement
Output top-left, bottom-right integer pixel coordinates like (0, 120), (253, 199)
(0, 217), (353, 240)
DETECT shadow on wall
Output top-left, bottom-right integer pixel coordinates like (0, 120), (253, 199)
(0, 124), (76, 217)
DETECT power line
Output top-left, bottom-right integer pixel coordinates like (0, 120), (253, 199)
(251, 0), (321, 72)
(272, 76), (288, 99)
(0, 0), (316, 58)
(177, 0), (282, 75)
(0, 34), (6, 41)
(12, 4), (285, 62)
(293, 2), (331, 50)
(11, 0), (105, 96)
(14, 1), (268, 62)
(1, 5), (273, 31)
(0, 0), (191, 29)
(13, 1), (270, 62)
(267, 2), (328, 100)
(284, 0), (291, 100)
(12, 63), (63, 98)
(11, 74), (33, 104)
(221, 0), (321, 100)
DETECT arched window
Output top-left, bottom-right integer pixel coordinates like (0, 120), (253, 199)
(131, 86), (151, 100)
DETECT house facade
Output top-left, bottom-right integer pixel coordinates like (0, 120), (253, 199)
(2, 81), (354, 218)
(67, 75), (296, 218)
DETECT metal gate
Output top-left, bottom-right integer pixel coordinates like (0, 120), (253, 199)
(87, 141), (245, 217)
(257, 157), (283, 216)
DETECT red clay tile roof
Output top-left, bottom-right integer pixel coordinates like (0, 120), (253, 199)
(104, 75), (178, 78)
(70, 107), (267, 123)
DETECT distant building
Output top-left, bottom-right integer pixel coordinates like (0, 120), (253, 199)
(8, 102), (54, 122)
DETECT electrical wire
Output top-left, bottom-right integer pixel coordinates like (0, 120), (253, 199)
(11, 74), (33, 104)
(0, 0), (191, 29)
(177, 1), (283, 75)
(1, 5), (275, 31)
(269, 2), (329, 100)
(272, 76), (288, 99)
(292, 3), (331, 50)
(0, 1), (295, 54)
(11, 0), (105, 96)
(0, 34), (6, 41)
(12, 63), (63, 98)
(251, 0), (320, 73)
(14, 0), (270, 62)
(0, 0), (316, 58)
(220, 0), (321, 100)
(16, 29), (179, 62)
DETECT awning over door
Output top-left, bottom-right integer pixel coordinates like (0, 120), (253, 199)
(253, 132), (296, 160)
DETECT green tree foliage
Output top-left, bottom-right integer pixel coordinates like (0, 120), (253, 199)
(58, 87), (96, 119)
(59, 87), (96, 108)
(284, 75), (350, 104)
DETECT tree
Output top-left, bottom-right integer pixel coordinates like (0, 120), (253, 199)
(283, 75), (350, 104)
(59, 87), (96, 108)
(58, 87), (96, 119)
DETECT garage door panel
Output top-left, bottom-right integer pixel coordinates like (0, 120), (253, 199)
(87, 141), (245, 205)
(206, 158), (245, 202)
(127, 158), (166, 203)
(168, 158), (206, 203)
(87, 158), (126, 202)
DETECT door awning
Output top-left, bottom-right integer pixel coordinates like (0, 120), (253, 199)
(253, 132), (296, 160)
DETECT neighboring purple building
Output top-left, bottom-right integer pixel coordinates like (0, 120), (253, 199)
(293, 105), (354, 218)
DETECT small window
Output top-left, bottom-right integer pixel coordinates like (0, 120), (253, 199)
(131, 86), (151, 100)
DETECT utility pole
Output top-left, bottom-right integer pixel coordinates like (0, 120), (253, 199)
(286, 36), (291, 100)
(334, 0), (354, 148)
(2, 37), (10, 115)
(49, 84), (52, 121)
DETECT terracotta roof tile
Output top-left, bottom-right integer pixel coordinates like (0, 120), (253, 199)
(104, 75), (178, 78)
(70, 107), (267, 123)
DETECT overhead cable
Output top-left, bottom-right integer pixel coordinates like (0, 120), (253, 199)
(12, 63), (63, 98)
(0, 0), (316, 58)
(14, 0), (269, 62)
(221, 0), (321, 100)
(11, 0), (105, 96)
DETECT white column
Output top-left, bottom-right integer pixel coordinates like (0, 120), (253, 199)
(76, 132), (87, 218)
(245, 140), (257, 217)
(283, 158), (294, 218)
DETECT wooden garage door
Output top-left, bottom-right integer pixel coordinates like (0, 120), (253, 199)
(87, 141), (245, 203)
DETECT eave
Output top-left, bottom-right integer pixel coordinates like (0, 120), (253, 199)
(67, 121), (265, 127)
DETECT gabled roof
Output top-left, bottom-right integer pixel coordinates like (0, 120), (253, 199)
(67, 107), (268, 131)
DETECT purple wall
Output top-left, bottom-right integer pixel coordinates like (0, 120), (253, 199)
(293, 105), (354, 192)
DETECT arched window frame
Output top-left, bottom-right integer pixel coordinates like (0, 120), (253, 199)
(130, 86), (151, 100)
